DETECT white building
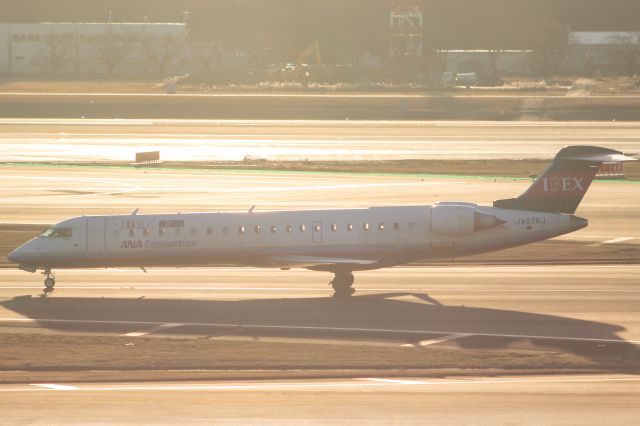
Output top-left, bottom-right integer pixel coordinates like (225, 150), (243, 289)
(437, 50), (533, 77)
(0, 22), (189, 75)
(562, 31), (640, 75)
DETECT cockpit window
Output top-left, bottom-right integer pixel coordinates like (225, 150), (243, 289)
(40, 227), (72, 238)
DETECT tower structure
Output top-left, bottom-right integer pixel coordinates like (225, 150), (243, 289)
(389, 0), (423, 58)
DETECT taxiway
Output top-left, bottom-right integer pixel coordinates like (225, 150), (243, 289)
(1, 119), (640, 162)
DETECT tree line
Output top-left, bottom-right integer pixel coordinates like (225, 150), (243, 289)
(3, 0), (640, 77)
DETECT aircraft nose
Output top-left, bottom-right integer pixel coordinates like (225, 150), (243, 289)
(7, 248), (21, 263)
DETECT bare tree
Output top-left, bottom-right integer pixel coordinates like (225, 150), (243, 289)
(435, 49), (451, 73)
(88, 30), (133, 75)
(190, 42), (222, 71)
(38, 29), (75, 74)
(487, 49), (501, 82)
(519, 18), (569, 77)
(142, 34), (184, 75)
(610, 34), (640, 75)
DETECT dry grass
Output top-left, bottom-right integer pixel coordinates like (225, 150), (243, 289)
(0, 332), (635, 384)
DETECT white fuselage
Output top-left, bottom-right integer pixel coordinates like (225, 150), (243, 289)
(10, 202), (587, 272)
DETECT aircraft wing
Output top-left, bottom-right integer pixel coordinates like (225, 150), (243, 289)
(267, 255), (379, 271)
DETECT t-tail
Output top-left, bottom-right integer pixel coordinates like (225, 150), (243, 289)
(494, 146), (637, 214)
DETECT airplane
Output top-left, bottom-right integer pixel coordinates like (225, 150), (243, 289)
(7, 145), (636, 297)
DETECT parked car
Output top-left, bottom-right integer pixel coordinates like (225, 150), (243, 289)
(455, 72), (478, 88)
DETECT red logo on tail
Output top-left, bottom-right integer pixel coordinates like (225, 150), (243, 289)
(542, 176), (584, 192)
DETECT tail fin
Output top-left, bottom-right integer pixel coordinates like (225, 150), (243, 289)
(494, 146), (636, 214)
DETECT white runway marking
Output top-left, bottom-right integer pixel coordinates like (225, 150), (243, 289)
(361, 378), (426, 385)
(0, 375), (635, 393)
(31, 384), (79, 390)
(602, 237), (634, 244)
(2, 264), (635, 274)
(1, 118), (640, 125)
(0, 317), (638, 345)
(122, 323), (184, 337)
(402, 333), (471, 348)
(1, 285), (639, 293)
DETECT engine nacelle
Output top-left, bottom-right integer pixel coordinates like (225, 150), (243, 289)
(430, 204), (504, 236)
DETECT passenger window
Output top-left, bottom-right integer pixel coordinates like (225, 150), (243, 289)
(254, 225), (261, 234)
(286, 225), (293, 233)
(299, 224), (306, 232)
(393, 222), (400, 231)
(159, 228), (165, 236)
(270, 225), (277, 233)
(347, 223), (353, 231)
(378, 223), (385, 231)
(331, 224), (337, 232)
(314, 224), (321, 232)
(143, 228), (150, 237)
(239, 225), (245, 234)
(363, 223), (370, 231)
(207, 227), (213, 236)
(129, 229), (135, 238)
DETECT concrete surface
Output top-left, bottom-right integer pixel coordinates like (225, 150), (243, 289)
(1, 119), (640, 161)
(1, 375), (639, 424)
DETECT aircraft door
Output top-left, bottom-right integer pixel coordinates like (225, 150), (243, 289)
(86, 217), (106, 258)
(312, 221), (323, 244)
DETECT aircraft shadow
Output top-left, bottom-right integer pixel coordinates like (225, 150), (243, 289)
(2, 291), (638, 373)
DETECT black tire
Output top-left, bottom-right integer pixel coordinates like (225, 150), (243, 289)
(44, 278), (55, 289)
(331, 272), (355, 293)
(343, 272), (354, 286)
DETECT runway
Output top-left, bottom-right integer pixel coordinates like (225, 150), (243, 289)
(1, 118), (640, 161)
(1, 375), (639, 424)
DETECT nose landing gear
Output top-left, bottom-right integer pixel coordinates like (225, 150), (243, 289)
(42, 269), (56, 295)
(330, 271), (355, 297)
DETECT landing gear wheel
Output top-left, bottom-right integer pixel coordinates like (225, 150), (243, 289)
(44, 277), (55, 289)
(42, 269), (56, 296)
(331, 272), (355, 297)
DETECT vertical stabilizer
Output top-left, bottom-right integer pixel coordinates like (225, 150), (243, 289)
(494, 146), (636, 214)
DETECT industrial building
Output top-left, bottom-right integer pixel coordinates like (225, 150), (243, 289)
(0, 22), (189, 75)
(561, 31), (640, 75)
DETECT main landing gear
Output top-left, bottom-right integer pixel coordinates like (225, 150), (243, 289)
(331, 271), (355, 297)
(42, 269), (56, 295)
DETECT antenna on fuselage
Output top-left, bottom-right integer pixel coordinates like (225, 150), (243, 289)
(248, 205), (256, 213)
(131, 208), (139, 215)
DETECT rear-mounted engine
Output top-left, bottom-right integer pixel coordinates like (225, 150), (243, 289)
(430, 204), (505, 236)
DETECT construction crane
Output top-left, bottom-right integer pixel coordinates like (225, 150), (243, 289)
(278, 42), (324, 81)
